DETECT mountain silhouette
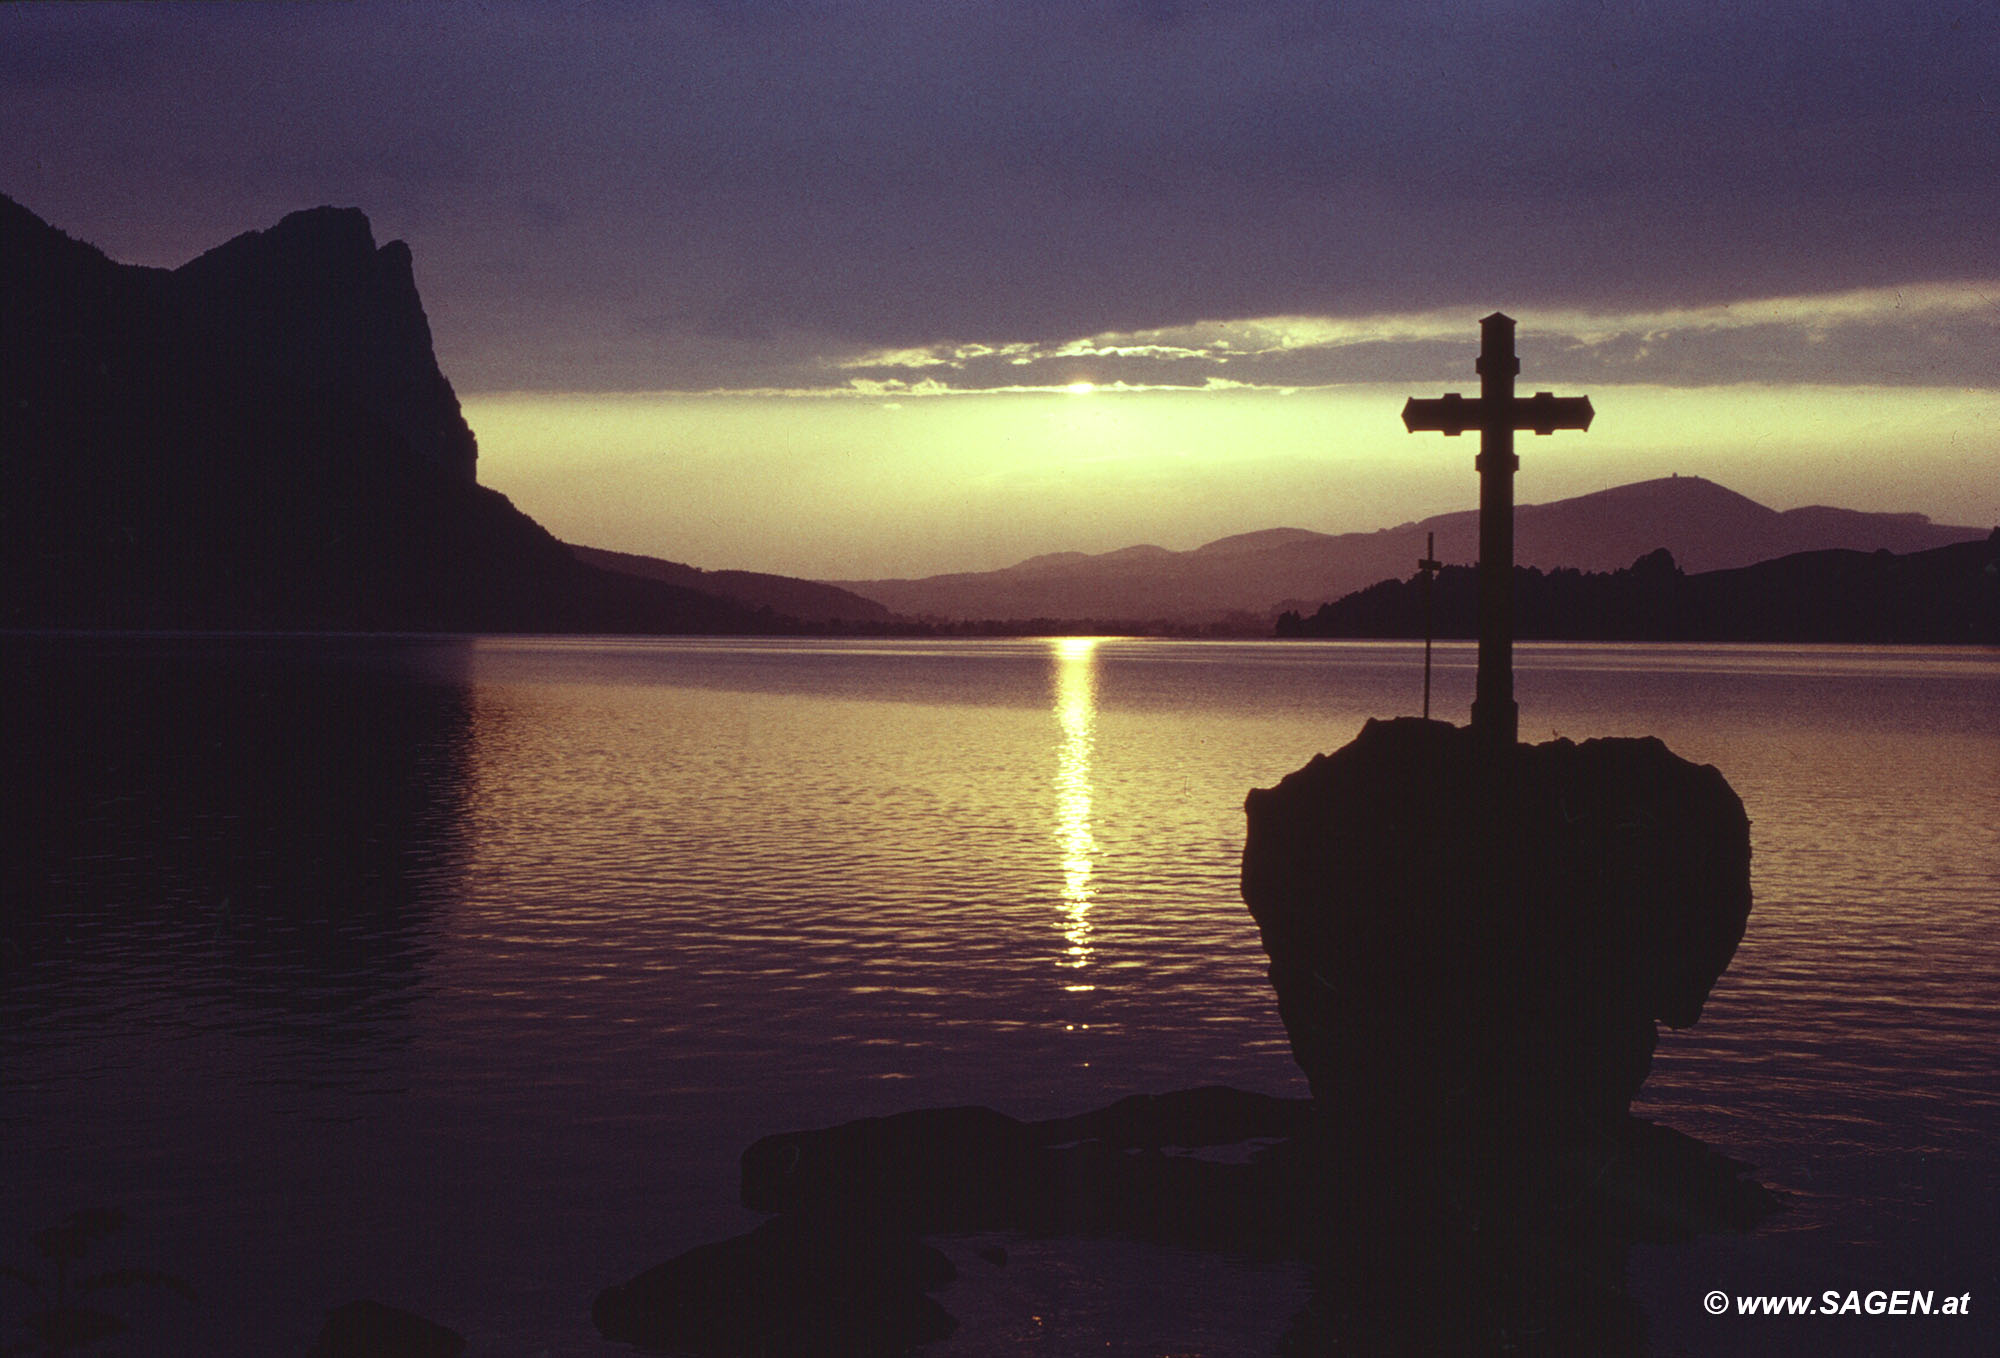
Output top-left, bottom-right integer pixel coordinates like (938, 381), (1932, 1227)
(831, 476), (1987, 623)
(0, 193), (778, 633)
(569, 545), (891, 625)
(171, 204), (478, 484)
(1280, 537), (2000, 645)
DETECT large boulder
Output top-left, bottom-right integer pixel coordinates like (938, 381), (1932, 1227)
(1242, 718), (1751, 1159)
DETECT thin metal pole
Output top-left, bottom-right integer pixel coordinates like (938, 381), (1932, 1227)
(1421, 531), (1435, 720)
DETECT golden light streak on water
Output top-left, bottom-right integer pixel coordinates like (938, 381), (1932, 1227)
(1051, 636), (1102, 988)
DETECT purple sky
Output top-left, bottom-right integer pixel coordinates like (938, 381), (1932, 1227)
(6, 1), (1994, 392)
(5, 2), (1996, 573)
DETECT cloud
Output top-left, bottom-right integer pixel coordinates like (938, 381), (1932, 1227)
(819, 283), (2000, 392)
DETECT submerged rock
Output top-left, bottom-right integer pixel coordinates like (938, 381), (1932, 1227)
(1241, 717), (1752, 1167)
(610, 1083), (1776, 1355)
(1033, 1084), (1314, 1151)
(305, 1300), (464, 1358)
(606, 1092), (1316, 1355)
(738, 1088), (1315, 1245)
(741, 1105), (1049, 1231)
(591, 1215), (957, 1357)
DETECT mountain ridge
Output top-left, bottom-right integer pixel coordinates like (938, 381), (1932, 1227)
(829, 476), (1988, 623)
(568, 545), (891, 625)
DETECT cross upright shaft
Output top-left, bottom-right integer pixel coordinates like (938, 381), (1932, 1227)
(1401, 313), (1593, 752)
(1474, 313), (1520, 746)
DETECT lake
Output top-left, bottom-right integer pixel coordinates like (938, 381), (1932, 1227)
(4, 634), (1996, 1355)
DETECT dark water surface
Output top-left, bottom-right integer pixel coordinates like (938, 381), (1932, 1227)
(4, 635), (1996, 1355)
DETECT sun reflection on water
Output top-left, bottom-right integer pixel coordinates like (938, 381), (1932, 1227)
(1051, 636), (1102, 988)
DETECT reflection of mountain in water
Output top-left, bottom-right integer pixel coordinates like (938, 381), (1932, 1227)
(7, 637), (477, 1042)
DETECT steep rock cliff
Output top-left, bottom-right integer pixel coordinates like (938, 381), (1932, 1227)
(172, 205), (478, 484)
(0, 193), (761, 632)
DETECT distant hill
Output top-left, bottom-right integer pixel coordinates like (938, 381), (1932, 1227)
(570, 545), (892, 625)
(1280, 536), (2000, 645)
(831, 476), (1989, 624)
(1, 193), (774, 633)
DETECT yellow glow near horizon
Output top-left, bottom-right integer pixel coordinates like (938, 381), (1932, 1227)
(1065, 380), (1097, 396)
(465, 383), (2000, 579)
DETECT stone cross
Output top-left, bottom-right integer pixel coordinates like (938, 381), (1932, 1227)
(1403, 313), (1592, 749)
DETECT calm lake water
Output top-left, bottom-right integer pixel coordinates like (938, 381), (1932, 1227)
(5, 634), (1997, 1356)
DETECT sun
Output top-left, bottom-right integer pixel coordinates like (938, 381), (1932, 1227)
(1064, 380), (1096, 396)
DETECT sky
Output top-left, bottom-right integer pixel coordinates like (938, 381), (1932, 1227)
(3, 0), (1996, 578)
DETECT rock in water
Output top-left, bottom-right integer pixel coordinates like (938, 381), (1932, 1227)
(306, 1300), (464, 1358)
(741, 1105), (1051, 1231)
(592, 1216), (957, 1357)
(737, 1092), (1317, 1245)
(1241, 718), (1751, 1162)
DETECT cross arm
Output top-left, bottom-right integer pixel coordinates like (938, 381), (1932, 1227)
(1402, 393), (1478, 435)
(1402, 392), (1594, 436)
(1518, 391), (1593, 434)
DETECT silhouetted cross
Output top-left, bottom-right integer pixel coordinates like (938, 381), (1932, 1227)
(1403, 313), (1592, 749)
